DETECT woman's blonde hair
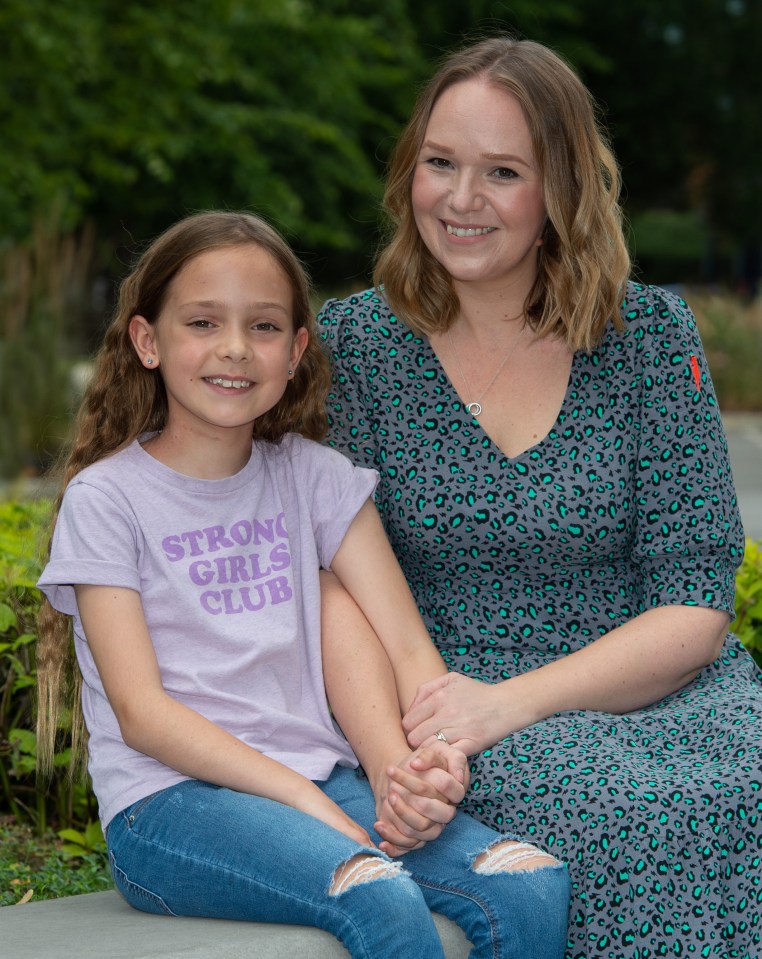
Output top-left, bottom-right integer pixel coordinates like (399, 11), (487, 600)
(375, 36), (631, 351)
(36, 211), (331, 776)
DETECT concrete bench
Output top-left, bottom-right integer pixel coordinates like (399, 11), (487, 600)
(2, 889), (471, 958)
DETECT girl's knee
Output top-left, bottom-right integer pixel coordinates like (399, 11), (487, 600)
(472, 839), (564, 875)
(329, 853), (405, 896)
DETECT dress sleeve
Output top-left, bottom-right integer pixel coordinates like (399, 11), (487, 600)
(37, 482), (141, 615)
(628, 287), (744, 616)
(317, 296), (380, 471)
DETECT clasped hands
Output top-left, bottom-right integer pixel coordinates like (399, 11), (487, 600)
(375, 673), (512, 855)
(373, 736), (468, 857)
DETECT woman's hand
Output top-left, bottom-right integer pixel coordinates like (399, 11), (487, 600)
(372, 741), (468, 856)
(403, 674), (513, 755)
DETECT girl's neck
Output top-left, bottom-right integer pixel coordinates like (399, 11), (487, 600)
(140, 426), (253, 479)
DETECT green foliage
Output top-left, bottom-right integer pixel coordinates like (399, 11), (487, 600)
(732, 539), (762, 669)
(0, 817), (111, 906)
(0, 0), (425, 278)
(58, 819), (106, 859)
(0, 499), (97, 835)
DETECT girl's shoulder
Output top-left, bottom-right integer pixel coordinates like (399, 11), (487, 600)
(264, 433), (373, 478)
(65, 440), (142, 493)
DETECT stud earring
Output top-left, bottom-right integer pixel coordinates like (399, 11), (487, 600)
(146, 357), (154, 366)
(288, 369), (294, 377)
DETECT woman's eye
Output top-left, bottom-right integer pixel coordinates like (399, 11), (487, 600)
(426, 157), (452, 170)
(492, 167), (517, 180)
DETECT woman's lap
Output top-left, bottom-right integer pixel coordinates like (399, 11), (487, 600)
(460, 657), (762, 958)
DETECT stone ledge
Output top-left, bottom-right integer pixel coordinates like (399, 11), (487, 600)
(2, 889), (471, 958)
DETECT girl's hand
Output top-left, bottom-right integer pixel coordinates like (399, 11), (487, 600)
(296, 784), (376, 849)
(403, 673), (511, 755)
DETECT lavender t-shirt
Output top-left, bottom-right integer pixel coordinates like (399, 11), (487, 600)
(38, 433), (377, 829)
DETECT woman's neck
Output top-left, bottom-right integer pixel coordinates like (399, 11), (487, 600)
(452, 278), (533, 340)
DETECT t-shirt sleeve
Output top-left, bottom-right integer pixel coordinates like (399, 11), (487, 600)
(290, 438), (378, 569)
(628, 287), (744, 616)
(318, 296), (380, 471)
(37, 482), (141, 615)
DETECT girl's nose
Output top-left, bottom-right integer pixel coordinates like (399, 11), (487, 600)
(219, 330), (249, 362)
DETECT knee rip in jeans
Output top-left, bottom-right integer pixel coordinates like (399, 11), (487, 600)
(472, 839), (562, 876)
(329, 854), (405, 896)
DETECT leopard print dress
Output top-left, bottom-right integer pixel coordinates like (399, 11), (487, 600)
(320, 282), (762, 959)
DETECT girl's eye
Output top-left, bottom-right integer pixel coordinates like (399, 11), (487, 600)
(190, 319), (215, 328)
(492, 167), (518, 180)
(253, 321), (278, 332)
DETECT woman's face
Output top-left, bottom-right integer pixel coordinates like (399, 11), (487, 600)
(411, 78), (547, 299)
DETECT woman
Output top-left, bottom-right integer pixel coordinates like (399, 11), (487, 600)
(319, 36), (762, 959)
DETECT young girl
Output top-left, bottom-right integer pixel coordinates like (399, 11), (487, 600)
(36, 211), (569, 959)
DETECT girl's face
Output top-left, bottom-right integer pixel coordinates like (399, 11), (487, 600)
(411, 78), (547, 299)
(130, 244), (307, 450)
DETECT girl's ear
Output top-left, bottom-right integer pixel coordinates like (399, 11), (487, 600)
(290, 326), (309, 372)
(129, 315), (160, 369)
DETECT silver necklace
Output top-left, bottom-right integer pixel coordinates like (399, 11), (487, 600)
(447, 322), (524, 417)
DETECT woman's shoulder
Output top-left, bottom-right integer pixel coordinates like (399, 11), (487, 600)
(318, 287), (416, 348)
(619, 280), (699, 336)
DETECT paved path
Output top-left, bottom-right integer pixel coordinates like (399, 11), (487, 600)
(724, 414), (762, 541)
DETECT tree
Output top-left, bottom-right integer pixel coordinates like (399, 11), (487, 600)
(0, 0), (423, 285)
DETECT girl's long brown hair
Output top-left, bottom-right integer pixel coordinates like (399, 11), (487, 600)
(375, 36), (631, 352)
(37, 211), (331, 776)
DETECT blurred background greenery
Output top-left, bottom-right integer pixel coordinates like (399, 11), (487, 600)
(0, 0), (760, 479)
(1, 0), (761, 902)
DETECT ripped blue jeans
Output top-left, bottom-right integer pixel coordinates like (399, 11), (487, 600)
(106, 766), (570, 959)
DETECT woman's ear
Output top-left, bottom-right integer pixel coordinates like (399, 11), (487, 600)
(129, 315), (160, 369)
(289, 326), (310, 373)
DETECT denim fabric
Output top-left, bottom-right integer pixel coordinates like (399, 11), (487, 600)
(106, 766), (570, 959)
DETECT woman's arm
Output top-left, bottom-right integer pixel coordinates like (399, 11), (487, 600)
(75, 583), (373, 847)
(404, 604), (730, 754)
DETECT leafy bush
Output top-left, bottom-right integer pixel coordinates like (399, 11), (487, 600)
(732, 538), (762, 668)
(691, 292), (762, 412)
(0, 498), (100, 837)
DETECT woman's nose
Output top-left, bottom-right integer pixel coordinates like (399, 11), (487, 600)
(449, 172), (484, 213)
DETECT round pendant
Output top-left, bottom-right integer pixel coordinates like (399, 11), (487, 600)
(465, 401), (482, 417)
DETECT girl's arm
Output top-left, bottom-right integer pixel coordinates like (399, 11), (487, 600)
(404, 604), (729, 754)
(75, 583), (373, 847)
(325, 502), (469, 847)
(321, 570), (466, 855)
(329, 500), (449, 712)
